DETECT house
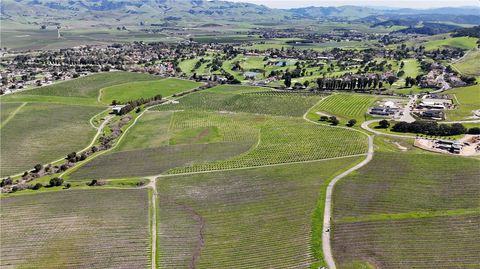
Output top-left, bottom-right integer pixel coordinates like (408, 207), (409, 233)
(369, 107), (397, 116)
(421, 110), (444, 120)
(112, 105), (126, 115)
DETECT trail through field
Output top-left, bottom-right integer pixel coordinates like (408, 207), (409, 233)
(0, 102), (27, 129)
(303, 102), (374, 269)
(147, 176), (158, 269)
(8, 108), (111, 178)
(321, 135), (374, 269)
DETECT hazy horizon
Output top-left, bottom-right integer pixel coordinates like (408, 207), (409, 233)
(228, 0), (480, 9)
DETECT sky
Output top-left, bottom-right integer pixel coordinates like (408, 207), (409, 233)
(228, 0), (480, 9)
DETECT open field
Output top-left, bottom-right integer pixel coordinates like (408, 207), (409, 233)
(157, 156), (362, 268)
(333, 214), (480, 269)
(444, 84), (480, 120)
(156, 85), (325, 117)
(0, 102), (25, 125)
(68, 141), (254, 179)
(0, 103), (103, 176)
(70, 108), (367, 178)
(453, 49), (480, 76)
(333, 152), (480, 218)
(308, 93), (379, 122)
(0, 189), (150, 268)
(422, 36), (479, 51)
(5, 72), (161, 104)
(168, 115), (368, 173)
(99, 78), (202, 104)
(331, 150), (480, 267)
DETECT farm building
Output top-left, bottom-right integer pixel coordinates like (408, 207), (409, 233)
(421, 110), (445, 120)
(369, 107), (398, 116)
(112, 105), (126, 115)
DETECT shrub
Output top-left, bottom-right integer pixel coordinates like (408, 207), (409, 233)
(32, 183), (43, 190)
(347, 119), (357, 127)
(467, 127), (480, 134)
(0, 177), (13, 187)
(319, 116), (329, 121)
(34, 164), (43, 173)
(49, 177), (64, 187)
(378, 119), (390, 128)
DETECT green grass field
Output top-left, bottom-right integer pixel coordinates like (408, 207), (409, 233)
(331, 151), (480, 267)
(444, 84), (480, 120)
(308, 93), (379, 122)
(0, 103), (103, 176)
(453, 49), (480, 76)
(0, 102), (25, 126)
(2, 72), (161, 105)
(0, 189), (150, 268)
(99, 78), (202, 104)
(156, 85), (325, 117)
(423, 36), (479, 51)
(156, 156), (362, 268)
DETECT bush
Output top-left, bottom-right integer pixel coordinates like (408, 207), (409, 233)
(49, 177), (64, 187)
(347, 119), (357, 127)
(391, 121), (466, 136)
(0, 177), (13, 187)
(34, 164), (43, 173)
(319, 116), (329, 121)
(378, 119), (390, 128)
(467, 127), (480, 134)
(32, 183), (43, 190)
(64, 183), (71, 189)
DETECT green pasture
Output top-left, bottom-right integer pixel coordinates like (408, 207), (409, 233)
(453, 49), (480, 76)
(0, 103), (103, 176)
(99, 78), (202, 104)
(156, 85), (324, 117)
(423, 36), (478, 51)
(445, 84), (480, 120)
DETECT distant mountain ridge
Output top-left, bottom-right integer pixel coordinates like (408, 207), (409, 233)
(1, 0), (480, 25)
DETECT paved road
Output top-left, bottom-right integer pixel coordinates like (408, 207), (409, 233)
(361, 120), (416, 139)
(399, 95), (417, 123)
(322, 135), (374, 269)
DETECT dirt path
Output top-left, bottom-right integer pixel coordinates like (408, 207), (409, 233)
(147, 176), (158, 269)
(361, 119), (414, 138)
(0, 102), (27, 129)
(322, 135), (374, 269)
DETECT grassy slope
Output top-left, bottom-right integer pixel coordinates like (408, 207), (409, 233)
(453, 49), (480, 77)
(423, 36), (478, 51)
(0, 103), (103, 176)
(99, 77), (202, 104)
(1, 72), (161, 105)
(156, 85), (324, 117)
(331, 148), (480, 268)
(444, 84), (480, 120)
(156, 157), (362, 268)
(0, 189), (150, 268)
(0, 102), (24, 123)
(308, 93), (379, 123)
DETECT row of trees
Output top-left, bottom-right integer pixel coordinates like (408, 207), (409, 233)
(315, 76), (397, 91)
(391, 121), (467, 136)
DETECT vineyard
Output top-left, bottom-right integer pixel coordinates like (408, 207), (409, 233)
(333, 152), (480, 218)
(167, 115), (368, 173)
(333, 214), (480, 268)
(99, 77), (202, 104)
(309, 93), (379, 122)
(331, 151), (480, 267)
(0, 189), (151, 268)
(15, 72), (160, 101)
(157, 157), (361, 268)
(155, 85), (324, 117)
(0, 103), (103, 176)
(69, 141), (254, 179)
